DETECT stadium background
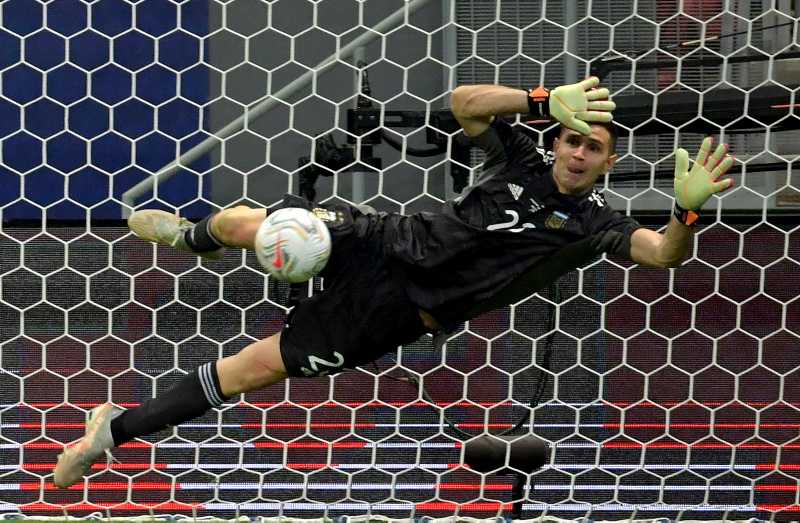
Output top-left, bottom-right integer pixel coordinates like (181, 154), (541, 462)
(1, 0), (799, 520)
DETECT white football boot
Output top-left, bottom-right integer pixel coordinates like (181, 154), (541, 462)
(53, 404), (123, 488)
(127, 210), (224, 260)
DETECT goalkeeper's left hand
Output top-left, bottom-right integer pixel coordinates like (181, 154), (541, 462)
(549, 77), (616, 135)
(674, 136), (735, 211)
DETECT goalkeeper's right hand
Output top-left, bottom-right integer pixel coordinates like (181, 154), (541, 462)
(549, 77), (615, 136)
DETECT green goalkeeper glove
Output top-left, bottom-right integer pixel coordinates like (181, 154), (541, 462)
(674, 136), (735, 213)
(549, 77), (616, 136)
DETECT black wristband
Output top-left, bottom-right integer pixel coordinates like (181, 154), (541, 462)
(673, 202), (699, 226)
(526, 86), (550, 119)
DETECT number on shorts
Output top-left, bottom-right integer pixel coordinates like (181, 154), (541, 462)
(301, 351), (345, 377)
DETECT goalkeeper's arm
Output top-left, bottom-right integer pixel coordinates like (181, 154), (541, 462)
(451, 77), (615, 137)
(630, 136), (734, 268)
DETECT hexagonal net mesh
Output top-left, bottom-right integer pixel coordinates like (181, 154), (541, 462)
(0, 0), (798, 521)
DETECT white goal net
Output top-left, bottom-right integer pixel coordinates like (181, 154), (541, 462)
(1, 0), (799, 521)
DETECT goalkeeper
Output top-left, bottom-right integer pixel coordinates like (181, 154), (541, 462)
(54, 77), (734, 488)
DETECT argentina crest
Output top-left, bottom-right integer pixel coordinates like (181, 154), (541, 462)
(312, 207), (344, 226)
(544, 210), (570, 230)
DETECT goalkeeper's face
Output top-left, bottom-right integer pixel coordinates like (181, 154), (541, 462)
(552, 125), (618, 196)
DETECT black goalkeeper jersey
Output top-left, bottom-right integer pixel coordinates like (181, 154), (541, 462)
(382, 118), (644, 326)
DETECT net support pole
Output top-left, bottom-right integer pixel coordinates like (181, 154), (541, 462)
(351, 46), (367, 205)
(120, 0), (438, 217)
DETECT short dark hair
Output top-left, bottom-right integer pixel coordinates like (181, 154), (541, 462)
(558, 121), (618, 154)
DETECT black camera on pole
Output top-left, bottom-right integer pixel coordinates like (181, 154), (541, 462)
(463, 433), (549, 474)
(463, 433), (550, 519)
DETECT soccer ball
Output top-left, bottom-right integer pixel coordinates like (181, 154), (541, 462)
(254, 208), (332, 283)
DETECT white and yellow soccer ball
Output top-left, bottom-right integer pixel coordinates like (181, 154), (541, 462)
(254, 208), (331, 283)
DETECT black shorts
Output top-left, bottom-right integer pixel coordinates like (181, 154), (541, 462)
(276, 196), (429, 377)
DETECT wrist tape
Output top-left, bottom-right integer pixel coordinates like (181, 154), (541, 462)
(673, 202), (699, 226)
(526, 86), (550, 119)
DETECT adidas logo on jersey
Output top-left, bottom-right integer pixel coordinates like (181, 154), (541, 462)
(536, 147), (555, 166)
(508, 183), (524, 200)
(588, 190), (606, 207)
(529, 197), (544, 214)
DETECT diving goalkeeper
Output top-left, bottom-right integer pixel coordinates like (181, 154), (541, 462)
(54, 77), (734, 488)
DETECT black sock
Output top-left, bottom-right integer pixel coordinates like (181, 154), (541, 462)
(110, 362), (230, 446)
(183, 213), (225, 253)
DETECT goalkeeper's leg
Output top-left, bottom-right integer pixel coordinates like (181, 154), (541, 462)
(127, 205), (267, 257)
(53, 332), (287, 488)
